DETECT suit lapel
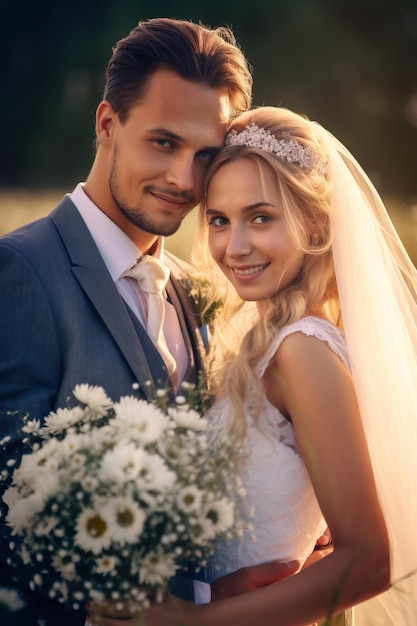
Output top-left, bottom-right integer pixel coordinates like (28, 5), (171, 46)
(50, 198), (160, 401)
(166, 275), (206, 384)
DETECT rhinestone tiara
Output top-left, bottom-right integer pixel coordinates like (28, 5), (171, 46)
(225, 124), (327, 174)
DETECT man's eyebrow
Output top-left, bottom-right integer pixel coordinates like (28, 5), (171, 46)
(146, 128), (183, 141)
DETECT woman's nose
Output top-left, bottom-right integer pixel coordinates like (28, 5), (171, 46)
(226, 224), (252, 257)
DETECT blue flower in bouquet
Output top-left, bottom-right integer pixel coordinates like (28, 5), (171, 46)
(1, 383), (240, 612)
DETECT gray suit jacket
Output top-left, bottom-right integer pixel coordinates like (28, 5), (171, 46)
(0, 195), (206, 624)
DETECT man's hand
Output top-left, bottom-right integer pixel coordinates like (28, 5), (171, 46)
(86, 601), (143, 626)
(211, 559), (300, 601)
(211, 531), (334, 602)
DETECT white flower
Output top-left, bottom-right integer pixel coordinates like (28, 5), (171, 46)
(3, 384), (239, 612)
(6, 493), (46, 532)
(112, 396), (170, 444)
(103, 496), (146, 544)
(42, 406), (85, 434)
(32, 471), (60, 500)
(95, 555), (118, 574)
(176, 486), (203, 513)
(135, 450), (176, 492)
(58, 432), (83, 456)
(202, 498), (235, 539)
(72, 384), (113, 417)
(139, 550), (177, 586)
(167, 407), (208, 430)
(0, 586), (25, 612)
(74, 506), (112, 555)
(14, 439), (59, 484)
(100, 442), (143, 483)
(51, 555), (77, 580)
(21, 419), (41, 434)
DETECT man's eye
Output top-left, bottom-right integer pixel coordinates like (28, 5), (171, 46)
(197, 150), (216, 163)
(154, 138), (174, 148)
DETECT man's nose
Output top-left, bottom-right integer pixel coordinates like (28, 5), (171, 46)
(165, 153), (195, 191)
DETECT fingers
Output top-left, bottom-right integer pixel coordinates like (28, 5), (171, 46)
(86, 602), (143, 626)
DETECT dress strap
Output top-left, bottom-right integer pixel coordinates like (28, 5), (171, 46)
(257, 316), (349, 378)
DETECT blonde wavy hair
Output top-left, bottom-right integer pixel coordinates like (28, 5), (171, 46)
(192, 106), (341, 437)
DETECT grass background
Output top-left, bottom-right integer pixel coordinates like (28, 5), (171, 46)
(1, 190), (417, 267)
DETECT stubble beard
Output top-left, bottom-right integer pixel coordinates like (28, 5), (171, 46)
(109, 154), (190, 237)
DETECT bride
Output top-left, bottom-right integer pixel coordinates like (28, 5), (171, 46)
(93, 106), (417, 625)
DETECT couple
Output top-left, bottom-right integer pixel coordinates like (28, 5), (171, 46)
(0, 17), (416, 626)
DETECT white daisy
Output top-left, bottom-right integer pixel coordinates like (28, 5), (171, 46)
(58, 432), (83, 457)
(74, 506), (112, 554)
(167, 407), (208, 430)
(103, 496), (146, 544)
(202, 498), (235, 539)
(100, 442), (143, 483)
(95, 555), (118, 574)
(112, 396), (170, 444)
(42, 406), (85, 434)
(136, 451), (176, 492)
(176, 486), (203, 513)
(72, 384), (113, 417)
(6, 493), (46, 532)
(21, 418), (41, 434)
(139, 550), (177, 586)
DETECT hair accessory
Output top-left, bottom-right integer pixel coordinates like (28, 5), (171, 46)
(225, 124), (328, 174)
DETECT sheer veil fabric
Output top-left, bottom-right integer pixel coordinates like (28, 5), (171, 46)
(316, 125), (417, 624)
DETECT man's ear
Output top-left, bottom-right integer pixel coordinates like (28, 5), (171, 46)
(95, 100), (116, 147)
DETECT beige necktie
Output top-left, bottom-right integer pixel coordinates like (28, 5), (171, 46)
(122, 255), (177, 379)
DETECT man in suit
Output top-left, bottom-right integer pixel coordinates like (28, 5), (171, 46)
(0, 17), (254, 626)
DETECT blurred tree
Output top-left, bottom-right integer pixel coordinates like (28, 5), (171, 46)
(1, 0), (417, 199)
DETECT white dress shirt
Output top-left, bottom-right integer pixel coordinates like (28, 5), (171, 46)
(69, 183), (189, 387)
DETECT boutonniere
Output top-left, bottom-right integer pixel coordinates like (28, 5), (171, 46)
(179, 273), (224, 326)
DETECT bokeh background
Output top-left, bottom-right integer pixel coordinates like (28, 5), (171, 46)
(2, 0), (417, 261)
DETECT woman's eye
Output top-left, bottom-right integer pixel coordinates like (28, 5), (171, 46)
(208, 216), (228, 226)
(253, 215), (272, 224)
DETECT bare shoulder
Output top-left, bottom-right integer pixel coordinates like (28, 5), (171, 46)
(265, 326), (353, 419)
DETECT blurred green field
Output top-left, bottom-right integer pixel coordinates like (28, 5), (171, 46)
(1, 189), (417, 267)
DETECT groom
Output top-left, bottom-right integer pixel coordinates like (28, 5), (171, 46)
(0, 17), (300, 626)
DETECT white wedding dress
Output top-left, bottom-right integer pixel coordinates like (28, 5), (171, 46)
(204, 316), (346, 583)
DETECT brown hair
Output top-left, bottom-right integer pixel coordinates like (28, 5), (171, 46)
(103, 17), (253, 123)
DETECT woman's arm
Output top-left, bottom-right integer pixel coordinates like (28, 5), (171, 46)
(143, 332), (390, 626)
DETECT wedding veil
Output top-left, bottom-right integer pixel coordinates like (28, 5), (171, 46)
(316, 124), (417, 625)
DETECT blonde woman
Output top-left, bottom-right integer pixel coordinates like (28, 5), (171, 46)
(142, 105), (417, 626)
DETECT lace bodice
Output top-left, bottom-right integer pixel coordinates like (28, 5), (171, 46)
(203, 316), (349, 583)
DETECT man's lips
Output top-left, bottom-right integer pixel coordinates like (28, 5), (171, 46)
(149, 190), (194, 209)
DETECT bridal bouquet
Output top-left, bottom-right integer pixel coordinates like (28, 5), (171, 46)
(1, 383), (239, 613)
